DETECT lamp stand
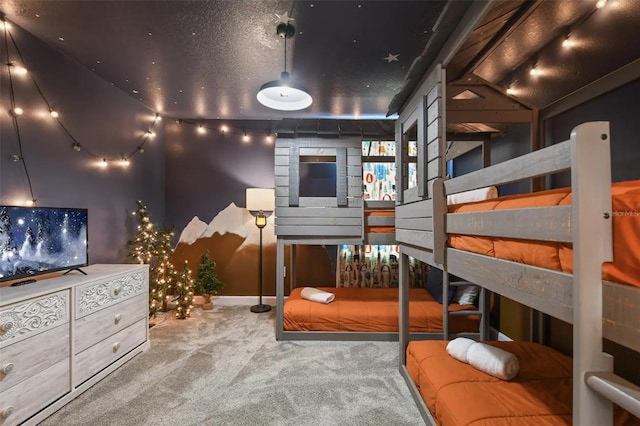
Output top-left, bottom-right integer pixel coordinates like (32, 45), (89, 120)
(251, 213), (271, 313)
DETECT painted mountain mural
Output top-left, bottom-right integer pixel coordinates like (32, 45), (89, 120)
(172, 203), (334, 296)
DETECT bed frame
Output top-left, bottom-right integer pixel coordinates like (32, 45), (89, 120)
(273, 136), (483, 341)
(395, 59), (640, 423)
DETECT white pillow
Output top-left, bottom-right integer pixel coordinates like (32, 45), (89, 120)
(447, 186), (498, 205)
(452, 285), (479, 305)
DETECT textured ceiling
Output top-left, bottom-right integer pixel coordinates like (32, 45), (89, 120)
(0, 0), (446, 121)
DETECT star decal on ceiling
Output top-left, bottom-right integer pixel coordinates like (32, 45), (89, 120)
(383, 53), (399, 63)
(275, 12), (294, 24)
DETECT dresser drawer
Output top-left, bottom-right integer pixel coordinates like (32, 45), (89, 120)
(74, 293), (147, 353)
(74, 318), (147, 386)
(0, 290), (70, 349)
(0, 324), (69, 393)
(75, 270), (147, 319)
(0, 359), (70, 426)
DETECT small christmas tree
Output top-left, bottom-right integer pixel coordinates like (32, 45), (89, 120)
(195, 251), (224, 297)
(174, 260), (194, 319)
(127, 200), (178, 318)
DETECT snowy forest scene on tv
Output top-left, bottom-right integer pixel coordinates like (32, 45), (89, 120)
(0, 206), (88, 282)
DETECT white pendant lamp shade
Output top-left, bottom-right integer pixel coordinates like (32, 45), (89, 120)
(257, 22), (312, 111)
(257, 72), (312, 111)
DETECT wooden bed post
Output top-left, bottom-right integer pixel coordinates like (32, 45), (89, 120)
(571, 121), (613, 426)
(276, 238), (285, 341)
(399, 249), (410, 366)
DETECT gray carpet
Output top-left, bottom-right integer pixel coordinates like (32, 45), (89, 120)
(41, 306), (424, 426)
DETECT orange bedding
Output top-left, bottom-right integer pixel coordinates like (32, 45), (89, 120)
(406, 340), (639, 426)
(448, 180), (640, 288)
(364, 208), (395, 234)
(284, 287), (478, 332)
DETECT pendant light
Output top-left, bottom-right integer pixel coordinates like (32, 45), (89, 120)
(257, 22), (312, 111)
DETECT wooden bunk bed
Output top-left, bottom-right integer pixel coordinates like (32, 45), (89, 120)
(399, 120), (640, 425)
(387, 0), (640, 420)
(274, 136), (483, 341)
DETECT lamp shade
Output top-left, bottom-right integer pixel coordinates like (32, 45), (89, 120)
(256, 72), (312, 111)
(246, 188), (275, 214)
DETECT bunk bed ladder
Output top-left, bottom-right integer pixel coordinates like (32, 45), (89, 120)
(442, 272), (488, 341)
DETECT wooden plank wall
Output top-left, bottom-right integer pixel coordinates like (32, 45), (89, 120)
(395, 64), (446, 256)
(274, 137), (363, 239)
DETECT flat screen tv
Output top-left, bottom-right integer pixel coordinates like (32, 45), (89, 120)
(0, 206), (88, 283)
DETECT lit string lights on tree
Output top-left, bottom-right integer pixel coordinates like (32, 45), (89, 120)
(173, 260), (195, 319)
(127, 200), (178, 317)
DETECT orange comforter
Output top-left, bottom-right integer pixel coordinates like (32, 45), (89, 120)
(449, 181), (640, 287)
(406, 340), (639, 425)
(284, 287), (478, 332)
(364, 208), (395, 234)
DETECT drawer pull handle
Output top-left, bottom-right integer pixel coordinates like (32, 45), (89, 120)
(2, 406), (14, 418)
(0, 321), (14, 333)
(114, 314), (122, 324)
(113, 342), (121, 353)
(1, 363), (14, 375)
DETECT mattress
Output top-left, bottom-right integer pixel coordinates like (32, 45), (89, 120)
(448, 180), (640, 288)
(364, 208), (395, 234)
(284, 287), (478, 332)
(406, 340), (639, 426)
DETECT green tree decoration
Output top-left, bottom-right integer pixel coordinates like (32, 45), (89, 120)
(127, 200), (178, 318)
(194, 251), (224, 298)
(174, 260), (195, 319)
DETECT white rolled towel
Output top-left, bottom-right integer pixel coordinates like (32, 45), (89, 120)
(446, 337), (476, 363)
(466, 342), (519, 381)
(300, 287), (336, 304)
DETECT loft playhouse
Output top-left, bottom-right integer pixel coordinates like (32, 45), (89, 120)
(387, 1), (640, 425)
(273, 116), (490, 340)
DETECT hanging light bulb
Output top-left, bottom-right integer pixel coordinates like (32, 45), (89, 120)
(257, 22), (312, 111)
(220, 125), (228, 133)
(562, 34), (575, 49)
(506, 83), (516, 95)
(10, 107), (24, 116)
(50, 108), (59, 118)
(8, 62), (27, 75)
(529, 63), (541, 77)
(242, 133), (250, 143)
(121, 157), (130, 167)
(1, 20), (11, 30)
(99, 158), (108, 168)
(197, 125), (206, 134)
(154, 113), (162, 122)
(265, 134), (274, 143)
(146, 131), (156, 138)
(72, 142), (82, 151)
(596, 0), (607, 8)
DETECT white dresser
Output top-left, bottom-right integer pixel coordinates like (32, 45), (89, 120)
(0, 264), (150, 426)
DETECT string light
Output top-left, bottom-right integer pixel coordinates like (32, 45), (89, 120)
(197, 125), (206, 134)
(146, 131), (156, 138)
(561, 34), (575, 49)
(99, 158), (108, 168)
(529, 63), (541, 77)
(0, 20), (11, 30)
(506, 83), (516, 96)
(72, 142), (82, 151)
(8, 61), (27, 75)
(10, 107), (23, 116)
(220, 125), (228, 133)
(596, 0), (607, 8)
(121, 157), (130, 167)
(242, 132), (250, 143)
(49, 108), (59, 118)
(154, 113), (162, 122)
(265, 134), (274, 143)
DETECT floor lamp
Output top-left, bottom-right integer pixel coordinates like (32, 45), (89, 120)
(246, 188), (275, 313)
